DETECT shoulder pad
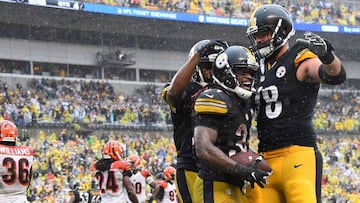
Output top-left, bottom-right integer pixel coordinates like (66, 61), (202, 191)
(194, 89), (228, 115)
(111, 161), (132, 171)
(294, 48), (317, 67)
(157, 180), (168, 189)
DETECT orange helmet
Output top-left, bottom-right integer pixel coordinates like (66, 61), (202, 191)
(127, 155), (141, 168)
(102, 140), (124, 161)
(163, 166), (176, 181)
(0, 120), (18, 143)
(140, 169), (151, 177)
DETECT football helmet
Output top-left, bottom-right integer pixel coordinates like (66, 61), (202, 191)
(188, 40), (228, 86)
(213, 45), (259, 99)
(141, 169), (151, 177)
(102, 140), (124, 161)
(163, 166), (176, 181)
(246, 4), (295, 59)
(0, 120), (18, 143)
(127, 154), (141, 168)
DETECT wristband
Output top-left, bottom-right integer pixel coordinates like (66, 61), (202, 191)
(319, 51), (335, 65)
(318, 65), (346, 85)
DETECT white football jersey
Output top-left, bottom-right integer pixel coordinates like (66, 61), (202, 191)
(94, 160), (131, 203)
(130, 170), (148, 203)
(0, 144), (34, 203)
(158, 180), (178, 203)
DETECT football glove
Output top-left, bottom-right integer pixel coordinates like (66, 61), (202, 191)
(196, 39), (229, 58)
(296, 32), (335, 64)
(234, 156), (271, 188)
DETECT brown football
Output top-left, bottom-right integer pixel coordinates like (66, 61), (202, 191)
(230, 151), (272, 172)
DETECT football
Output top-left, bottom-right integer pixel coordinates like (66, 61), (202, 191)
(230, 151), (272, 172)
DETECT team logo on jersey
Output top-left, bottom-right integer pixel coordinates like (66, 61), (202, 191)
(276, 66), (286, 78)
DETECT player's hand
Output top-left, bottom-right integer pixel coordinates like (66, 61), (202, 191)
(196, 39), (229, 57)
(234, 156), (272, 188)
(296, 32), (335, 64)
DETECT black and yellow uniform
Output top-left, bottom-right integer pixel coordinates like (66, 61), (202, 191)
(193, 88), (252, 203)
(162, 81), (205, 203)
(248, 43), (323, 203)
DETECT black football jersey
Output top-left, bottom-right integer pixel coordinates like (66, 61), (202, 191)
(193, 88), (252, 186)
(162, 81), (205, 171)
(255, 43), (320, 152)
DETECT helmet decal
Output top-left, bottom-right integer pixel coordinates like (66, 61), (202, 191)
(213, 46), (259, 99)
(215, 53), (228, 69)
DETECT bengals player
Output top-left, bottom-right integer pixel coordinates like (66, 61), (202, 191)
(193, 46), (271, 203)
(153, 166), (179, 203)
(126, 155), (157, 203)
(93, 140), (138, 203)
(0, 120), (34, 203)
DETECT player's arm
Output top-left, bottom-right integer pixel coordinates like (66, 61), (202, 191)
(194, 90), (269, 188)
(119, 161), (139, 203)
(194, 125), (237, 174)
(152, 181), (165, 203)
(193, 90), (236, 173)
(164, 40), (228, 106)
(165, 52), (200, 103)
(124, 174), (139, 203)
(296, 32), (346, 84)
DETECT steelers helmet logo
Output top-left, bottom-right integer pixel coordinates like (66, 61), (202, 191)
(276, 66), (286, 78)
(215, 52), (228, 69)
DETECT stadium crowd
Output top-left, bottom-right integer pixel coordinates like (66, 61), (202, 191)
(0, 78), (358, 133)
(82, 0), (360, 26)
(0, 78), (358, 202)
(21, 128), (360, 202)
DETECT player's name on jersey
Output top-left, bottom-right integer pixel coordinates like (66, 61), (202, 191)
(0, 146), (33, 156)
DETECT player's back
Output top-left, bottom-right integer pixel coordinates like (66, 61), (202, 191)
(94, 160), (129, 203)
(0, 144), (34, 202)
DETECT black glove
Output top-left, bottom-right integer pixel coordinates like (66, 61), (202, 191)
(196, 39), (229, 58)
(296, 32), (335, 64)
(233, 156), (271, 188)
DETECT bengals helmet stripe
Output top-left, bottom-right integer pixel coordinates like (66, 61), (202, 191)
(102, 140), (124, 161)
(127, 155), (141, 168)
(163, 166), (176, 181)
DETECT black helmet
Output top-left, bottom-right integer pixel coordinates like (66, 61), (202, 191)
(188, 40), (228, 86)
(246, 4), (295, 59)
(213, 45), (259, 99)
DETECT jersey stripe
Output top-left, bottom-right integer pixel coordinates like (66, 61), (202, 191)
(295, 49), (317, 67)
(194, 98), (228, 115)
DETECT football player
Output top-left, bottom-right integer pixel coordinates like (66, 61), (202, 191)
(126, 155), (157, 203)
(161, 39), (228, 203)
(57, 182), (102, 203)
(0, 120), (34, 202)
(246, 4), (346, 203)
(93, 140), (138, 203)
(193, 45), (271, 202)
(152, 166), (179, 203)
